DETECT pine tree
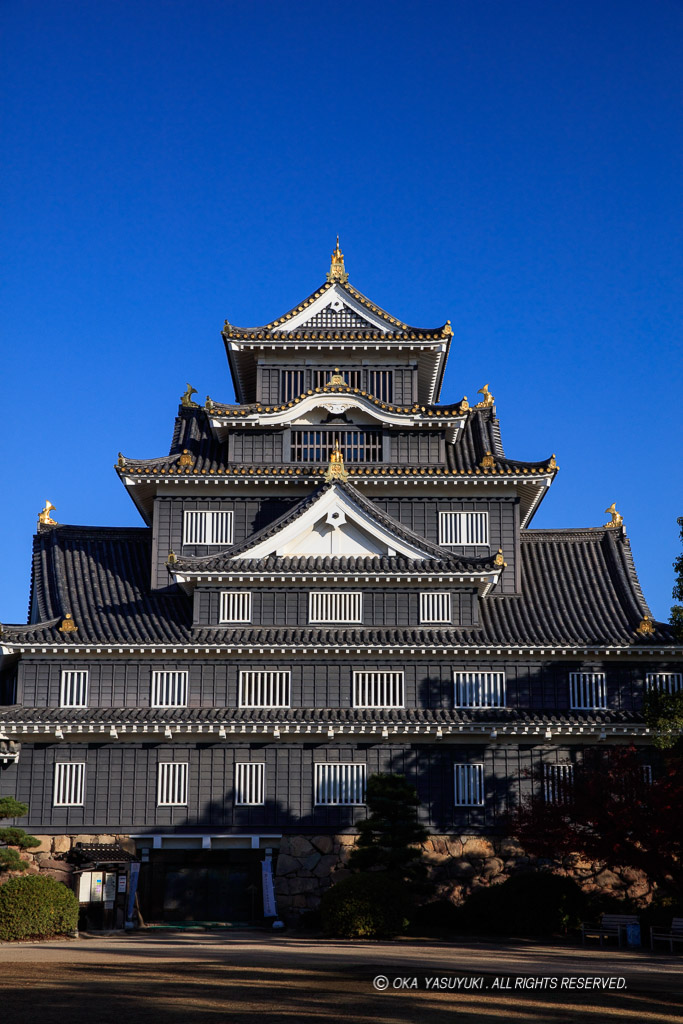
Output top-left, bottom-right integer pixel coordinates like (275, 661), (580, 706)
(0, 797), (40, 872)
(348, 773), (428, 882)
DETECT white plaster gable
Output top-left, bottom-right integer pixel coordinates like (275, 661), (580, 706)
(233, 485), (437, 560)
(276, 284), (391, 334)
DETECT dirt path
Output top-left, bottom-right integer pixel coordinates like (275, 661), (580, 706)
(1, 933), (681, 1023)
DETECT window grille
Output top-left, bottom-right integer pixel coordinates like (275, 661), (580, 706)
(235, 763), (265, 805)
(352, 671), (404, 708)
(314, 763), (366, 805)
(60, 670), (88, 708)
(645, 672), (683, 693)
(290, 430), (382, 463)
(309, 592), (362, 624)
(439, 511), (489, 546)
(368, 370), (393, 403)
(313, 368), (362, 389)
(220, 592), (252, 624)
(453, 671), (506, 708)
(305, 301), (371, 329)
(157, 762), (188, 806)
(543, 764), (574, 803)
(569, 672), (607, 710)
(420, 593), (452, 624)
(238, 670), (291, 708)
(53, 763), (86, 807)
(183, 510), (233, 546)
(453, 764), (484, 806)
(281, 369), (305, 402)
(151, 671), (188, 708)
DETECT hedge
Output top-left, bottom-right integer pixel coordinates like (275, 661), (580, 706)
(320, 872), (411, 938)
(0, 874), (78, 942)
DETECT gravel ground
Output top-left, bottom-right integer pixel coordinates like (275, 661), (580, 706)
(1, 932), (681, 1023)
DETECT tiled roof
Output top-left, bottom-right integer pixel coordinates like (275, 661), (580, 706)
(117, 404), (555, 479)
(1, 520), (675, 649)
(0, 706), (646, 728)
(221, 280), (449, 339)
(196, 554), (496, 576)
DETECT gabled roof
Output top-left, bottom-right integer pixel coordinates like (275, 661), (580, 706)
(1, 518), (674, 651)
(169, 479), (500, 579)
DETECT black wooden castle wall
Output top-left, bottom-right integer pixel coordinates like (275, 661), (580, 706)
(2, 740), (591, 834)
(17, 657), (650, 712)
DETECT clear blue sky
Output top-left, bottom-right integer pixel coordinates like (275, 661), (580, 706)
(1, 0), (681, 623)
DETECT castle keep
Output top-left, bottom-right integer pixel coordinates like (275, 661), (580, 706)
(1, 242), (679, 923)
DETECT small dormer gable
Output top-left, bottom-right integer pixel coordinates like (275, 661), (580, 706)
(273, 283), (393, 335)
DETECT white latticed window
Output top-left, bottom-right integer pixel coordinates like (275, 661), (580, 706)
(314, 763), (366, 805)
(290, 429), (382, 463)
(309, 592), (362, 624)
(453, 671), (506, 708)
(151, 671), (188, 708)
(157, 763), (188, 806)
(368, 369), (393, 403)
(453, 764), (484, 806)
(183, 510), (233, 546)
(220, 592), (252, 624)
(544, 764), (574, 804)
(353, 671), (404, 708)
(569, 672), (607, 710)
(238, 671), (291, 708)
(53, 763), (85, 807)
(235, 763), (265, 805)
(439, 511), (489, 546)
(645, 672), (683, 693)
(281, 369), (305, 402)
(60, 670), (88, 708)
(420, 592), (452, 623)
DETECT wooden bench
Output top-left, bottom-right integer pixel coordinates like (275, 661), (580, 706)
(650, 918), (683, 952)
(581, 914), (640, 947)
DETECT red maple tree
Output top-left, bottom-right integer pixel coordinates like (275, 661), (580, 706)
(509, 746), (683, 899)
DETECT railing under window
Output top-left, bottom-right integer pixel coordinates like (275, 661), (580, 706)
(368, 370), (393, 403)
(290, 429), (382, 463)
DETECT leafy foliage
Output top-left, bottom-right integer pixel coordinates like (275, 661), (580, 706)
(0, 797), (40, 873)
(644, 688), (683, 750)
(671, 516), (683, 643)
(509, 746), (683, 900)
(459, 872), (588, 936)
(320, 872), (411, 938)
(348, 773), (428, 882)
(0, 874), (78, 941)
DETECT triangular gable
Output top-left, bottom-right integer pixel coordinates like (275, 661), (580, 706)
(233, 483), (443, 561)
(271, 283), (397, 335)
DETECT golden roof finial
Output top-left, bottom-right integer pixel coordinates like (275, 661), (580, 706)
(38, 501), (58, 527)
(324, 439), (349, 482)
(636, 614), (655, 636)
(59, 613), (78, 633)
(181, 383), (199, 408)
(475, 384), (495, 408)
(327, 236), (349, 283)
(604, 503), (624, 528)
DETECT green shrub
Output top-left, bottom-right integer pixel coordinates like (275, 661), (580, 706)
(320, 872), (411, 938)
(459, 872), (588, 936)
(0, 874), (78, 942)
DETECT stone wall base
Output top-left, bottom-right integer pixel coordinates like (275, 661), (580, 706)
(273, 834), (655, 920)
(5, 834), (136, 886)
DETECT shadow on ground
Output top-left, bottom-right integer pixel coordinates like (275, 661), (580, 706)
(2, 960), (682, 1024)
